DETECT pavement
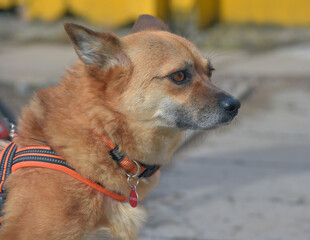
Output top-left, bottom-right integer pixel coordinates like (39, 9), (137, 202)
(0, 42), (310, 240)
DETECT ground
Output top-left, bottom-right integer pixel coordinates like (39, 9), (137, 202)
(0, 18), (310, 240)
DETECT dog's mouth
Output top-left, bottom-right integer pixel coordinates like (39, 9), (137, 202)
(216, 107), (239, 126)
(156, 93), (240, 130)
(177, 108), (239, 130)
(197, 93), (240, 129)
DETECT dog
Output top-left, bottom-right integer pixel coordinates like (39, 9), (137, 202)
(0, 15), (240, 239)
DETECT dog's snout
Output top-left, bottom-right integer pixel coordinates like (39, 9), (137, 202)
(220, 97), (240, 113)
(217, 93), (241, 114)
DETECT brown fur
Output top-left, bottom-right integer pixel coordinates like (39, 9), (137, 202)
(0, 15), (239, 239)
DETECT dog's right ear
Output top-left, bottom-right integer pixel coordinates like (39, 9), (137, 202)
(64, 23), (128, 69)
(132, 14), (169, 33)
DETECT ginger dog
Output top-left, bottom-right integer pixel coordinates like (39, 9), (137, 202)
(0, 15), (240, 239)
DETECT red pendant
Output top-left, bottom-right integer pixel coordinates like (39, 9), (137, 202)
(129, 187), (139, 208)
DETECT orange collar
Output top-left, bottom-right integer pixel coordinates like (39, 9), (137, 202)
(92, 131), (161, 207)
(92, 131), (161, 178)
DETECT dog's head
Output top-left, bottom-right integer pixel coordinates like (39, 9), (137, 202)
(64, 15), (240, 131)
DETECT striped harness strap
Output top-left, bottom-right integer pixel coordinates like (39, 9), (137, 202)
(0, 135), (161, 223)
(0, 141), (128, 223)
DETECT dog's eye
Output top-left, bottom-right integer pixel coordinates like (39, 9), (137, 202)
(170, 70), (189, 84)
(172, 72), (185, 82)
(207, 65), (215, 77)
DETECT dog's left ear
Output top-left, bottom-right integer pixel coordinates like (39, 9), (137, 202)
(64, 23), (128, 69)
(132, 14), (169, 33)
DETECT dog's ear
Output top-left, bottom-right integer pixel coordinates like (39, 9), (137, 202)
(132, 14), (169, 33)
(64, 23), (128, 68)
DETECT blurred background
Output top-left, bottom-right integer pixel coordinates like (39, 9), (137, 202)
(0, 0), (310, 239)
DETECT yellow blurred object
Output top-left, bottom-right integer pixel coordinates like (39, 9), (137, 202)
(171, 0), (195, 13)
(220, 0), (310, 26)
(67, 0), (167, 27)
(2, 0), (310, 27)
(67, 0), (130, 26)
(20, 0), (66, 21)
(3, 0), (166, 27)
(0, 0), (14, 9)
(197, 0), (219, 28)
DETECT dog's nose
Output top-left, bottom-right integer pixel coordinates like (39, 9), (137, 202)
(218, 93), (241, 114)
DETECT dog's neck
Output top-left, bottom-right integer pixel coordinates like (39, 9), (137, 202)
(89, 102), (184, 165)
(111, 120), (184, 165)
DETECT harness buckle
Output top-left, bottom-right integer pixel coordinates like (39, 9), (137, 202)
(9, 123), (15, 140)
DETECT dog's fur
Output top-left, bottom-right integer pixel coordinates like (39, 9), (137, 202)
(0, 15), (239, 239)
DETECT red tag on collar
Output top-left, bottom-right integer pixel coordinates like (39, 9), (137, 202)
(129, 187), (139, 208)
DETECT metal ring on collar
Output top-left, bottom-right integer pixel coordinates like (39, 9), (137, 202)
(126, 160), (140, 178)
(127, 175), (140, 188)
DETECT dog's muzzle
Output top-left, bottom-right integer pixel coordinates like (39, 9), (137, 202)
(216, 92), (241, 123)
